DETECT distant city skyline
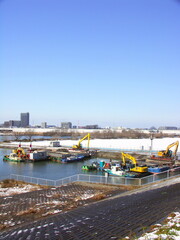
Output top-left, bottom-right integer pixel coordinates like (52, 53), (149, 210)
(1, 0), (180, 128)
(1, 112), (179, 130)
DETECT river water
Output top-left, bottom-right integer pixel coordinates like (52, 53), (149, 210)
(0, 135), (54, 142)
(0, 136), (108, 180)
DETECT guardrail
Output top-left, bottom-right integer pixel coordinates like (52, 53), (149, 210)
(7, 166), (180, 187)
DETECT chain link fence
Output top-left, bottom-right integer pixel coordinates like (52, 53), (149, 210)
(6, 166), (179, 187)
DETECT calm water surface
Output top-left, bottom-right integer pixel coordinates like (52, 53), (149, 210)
(0, 135), (109, 180)
(0, 149), (108, 180)
(0, 135), (54, 142)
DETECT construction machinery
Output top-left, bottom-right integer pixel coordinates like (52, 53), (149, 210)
(72, 133), (90, 150)
(121, 152), (148, 173)
(151, 141), (179, 161)
(13, 147), (26, 156)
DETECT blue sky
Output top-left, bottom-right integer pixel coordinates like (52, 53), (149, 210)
(1, 0), (180, 128)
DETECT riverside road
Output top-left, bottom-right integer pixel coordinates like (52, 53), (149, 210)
(0, 180), (180, 240)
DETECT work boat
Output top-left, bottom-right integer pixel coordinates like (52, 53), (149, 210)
(3, 152), (25, 162)
(104, 164), (126, 177)
(3, 147), (27, 162)
(3, 147), (48, 162)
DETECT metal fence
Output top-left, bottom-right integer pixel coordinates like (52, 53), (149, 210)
(10, 174), (57, 186)
(140, 167), (180, 185)
(0, 174), (11, 181)
(6, 166), (180, 187)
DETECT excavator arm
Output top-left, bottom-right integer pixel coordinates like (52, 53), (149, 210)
(72, 133), (90, 150)
(121, 152), (148, 173)
(121, 152), (136, 165)
(158, 141), (179, 157)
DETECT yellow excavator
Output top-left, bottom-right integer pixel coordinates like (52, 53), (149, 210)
(121, 152), (148, 173)
(72, 133), (90, 150)
(157, 141), (179, 158)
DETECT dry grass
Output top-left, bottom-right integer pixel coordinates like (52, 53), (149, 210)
(74, 181), (139, 191)
(52, 192), (62, 198)
(0, 224), (8, 231)
(0, 179), (21, 188)
(0, 179), (49, 189)
(91, 193), (106, 200)
(16, 207), (40, 216)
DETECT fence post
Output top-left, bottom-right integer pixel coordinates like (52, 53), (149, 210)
(105, 172), (109, 184)
(125, 178), (127, 185)
(139, 178), (141, 186)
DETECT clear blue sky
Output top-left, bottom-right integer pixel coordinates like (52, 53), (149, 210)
(1, 0), (180, 128)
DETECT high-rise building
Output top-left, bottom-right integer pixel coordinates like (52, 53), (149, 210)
(41, 122), (47, 128)
(61, 122), (72, 129)
(21, 112), (29, 127)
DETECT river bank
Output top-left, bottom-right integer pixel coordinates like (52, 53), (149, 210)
(1, 137), (180, 152)
(0, 176), (179, 240)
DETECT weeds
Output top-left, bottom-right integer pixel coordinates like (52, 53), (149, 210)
(91, 193), (106, 200)
(16, 207), (40, 216)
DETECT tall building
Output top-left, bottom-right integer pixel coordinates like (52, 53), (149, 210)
(41, 122), (47, 128)
(21, 112), (29, 127)
(61, 122), (72, 129)
(9, 120), (21, 127)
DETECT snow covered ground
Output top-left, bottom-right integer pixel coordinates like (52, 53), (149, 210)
(5, 137), (180, 152)
(0, 184), (42, 197)
(134, 212), (180, 240)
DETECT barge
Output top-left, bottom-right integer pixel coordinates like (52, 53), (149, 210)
(3, 147), (49, 162)
(61, 153), (90, 163)
(148, 165), (170, 173)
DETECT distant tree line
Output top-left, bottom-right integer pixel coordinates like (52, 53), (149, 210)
(11, 129), (179, 141)
(39, 129), (178, 139)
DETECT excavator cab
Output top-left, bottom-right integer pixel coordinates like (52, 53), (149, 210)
(157, 141), (179, 159)
(72, 143), (83, 150)
(158, 149), (172, 158)
(121, 152), (148, 173)
(72, 133), (90, 150)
